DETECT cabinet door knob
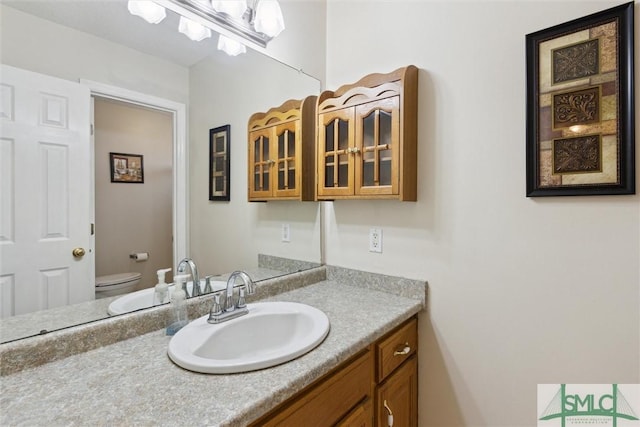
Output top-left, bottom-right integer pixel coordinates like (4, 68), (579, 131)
(383, 399), (394, 427)
(393, 342), (411, 356)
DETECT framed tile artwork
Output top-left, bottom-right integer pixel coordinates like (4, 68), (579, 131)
(525, 2), (635, 196)
(209, 125), (230, 201)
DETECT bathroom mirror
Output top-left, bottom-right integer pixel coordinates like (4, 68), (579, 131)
(0, 1), (321, 343)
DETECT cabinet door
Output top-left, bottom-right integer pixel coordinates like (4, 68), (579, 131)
(249, 128), (273, 199)
(254, 351), (373, 427)
(272, 120), (300, 198)
(318, 108), (355, 198)
(355, 97), (400, 197)
(337, 398), (373, 427)
(376, 356), (417, 427)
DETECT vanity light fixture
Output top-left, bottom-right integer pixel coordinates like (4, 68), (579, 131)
(127, 0), (167, 24)
(253, 0), (285, 37)
(127, 0), (285, 56)
(178, 15), (212, 41)
(211, 0), (247, 19)
(217, 34), (247, 56)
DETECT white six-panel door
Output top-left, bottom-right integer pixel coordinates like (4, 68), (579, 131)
(0, 64), (93, 318)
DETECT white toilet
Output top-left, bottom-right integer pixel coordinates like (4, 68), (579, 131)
(95, 272), (142, 299)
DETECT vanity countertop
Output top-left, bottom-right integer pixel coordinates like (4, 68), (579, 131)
(0, 267), (288, 344)
(0, 279), (424, 426)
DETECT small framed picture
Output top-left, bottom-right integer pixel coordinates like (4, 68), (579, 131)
(525, 2), (635, 196)
(110, 152), (144, 183)
(209, 125), (230, 201)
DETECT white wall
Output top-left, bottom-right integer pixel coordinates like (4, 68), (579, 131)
(0, 5), (189, 104)
(259, 0), (327, 84)
(188, 51), (322, 276)
(324, 1), (639, 425)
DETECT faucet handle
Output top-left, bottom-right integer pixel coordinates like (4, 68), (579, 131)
(204, 276), (213, 293)
(224, 289), (235, 312)
(236, 287), (247, 309)
(209, 293), (222, 317)
(192, 277), (202, 297)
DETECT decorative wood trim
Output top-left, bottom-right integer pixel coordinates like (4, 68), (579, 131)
(321, 66), (413, 101)
(318, 82), (402, 113)
(249, 103), (301, 130)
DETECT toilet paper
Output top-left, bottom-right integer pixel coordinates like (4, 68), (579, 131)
(130, 252), (149, 262)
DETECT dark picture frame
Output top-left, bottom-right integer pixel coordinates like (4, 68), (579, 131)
(109, 152), (144, 183)
(525, 2), (635, 196)
(209, 125), (230, 201)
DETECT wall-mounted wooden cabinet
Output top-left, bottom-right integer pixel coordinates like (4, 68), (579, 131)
(248, 96), (317, 201)
(317, 66), (418, 201)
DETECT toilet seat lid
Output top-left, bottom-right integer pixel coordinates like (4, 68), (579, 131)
(96, 272), (142, 287)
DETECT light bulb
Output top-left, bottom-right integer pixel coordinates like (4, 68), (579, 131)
(127, 0), (166, 24)
(178, 16), (212, 41)
(217, 35), (247, 56)
(211, 0), (248, 20)
(254, 0), (285, 38)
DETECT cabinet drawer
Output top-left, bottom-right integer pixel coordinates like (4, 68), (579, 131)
(256, 350), (373, 427)
(376, 318), (417, 382)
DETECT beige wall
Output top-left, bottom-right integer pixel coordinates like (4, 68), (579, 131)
(0, 5), (189, 104)
(187, 0), (327, 276)
(259, 0), (327, 83)
(324, 1), (639, 425)
(94, 98), (173, 290)
(188, 51), (322, 276)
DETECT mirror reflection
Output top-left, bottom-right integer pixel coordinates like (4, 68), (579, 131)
(0, 1), (321, 344)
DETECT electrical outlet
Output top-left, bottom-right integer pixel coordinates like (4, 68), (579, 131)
(281, 223), (291, 242)
(369, 228), (382, 253)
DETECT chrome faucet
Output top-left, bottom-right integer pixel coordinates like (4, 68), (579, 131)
(208, 271), (255, 324)
(176, 258), (200, 298)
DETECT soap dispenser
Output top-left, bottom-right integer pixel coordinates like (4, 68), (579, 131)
(153, 268), (172, 306)
(166, 274), (189, 336)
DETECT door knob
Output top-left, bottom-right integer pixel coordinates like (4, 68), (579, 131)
(72, 247), (86, 258)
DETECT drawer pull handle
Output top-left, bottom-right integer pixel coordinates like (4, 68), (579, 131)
(393, 343), (411, 356)
(383, 399), (394, 427)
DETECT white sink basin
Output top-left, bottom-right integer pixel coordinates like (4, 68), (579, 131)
(168, 301), (330, 374)
(107, 280), (226, 315)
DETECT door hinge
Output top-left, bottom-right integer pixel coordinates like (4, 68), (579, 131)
(90, 124), (94, 135)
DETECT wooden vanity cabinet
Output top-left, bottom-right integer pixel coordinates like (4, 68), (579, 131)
(317, 66), (418, 201)
(248, 96), (317, 201)
(249, 317), (418, 427)
(249, 350), (374, 427)
(375, 317), (418, 427)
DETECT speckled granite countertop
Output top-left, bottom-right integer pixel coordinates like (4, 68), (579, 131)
(0, 267), (288, 344)
(0, 280), (424, 427)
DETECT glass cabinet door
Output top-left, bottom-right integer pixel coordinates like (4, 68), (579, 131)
(248, 128), (273, 199)
(355, 97), (400, 196)
(317, 108), (355, 197)
(273, 120), (300, 198)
